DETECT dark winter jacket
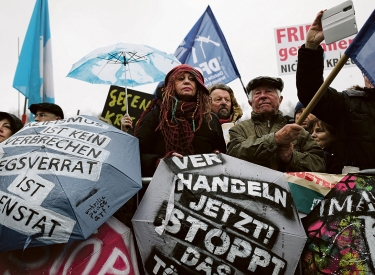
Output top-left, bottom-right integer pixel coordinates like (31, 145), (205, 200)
(297, 44), (375, 173)
(227, 111), (326, 172)
(135, 108), (227, 177)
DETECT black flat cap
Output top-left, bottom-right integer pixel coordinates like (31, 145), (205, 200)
(29, 103), (64, 119)
(246, 76), (284, 94)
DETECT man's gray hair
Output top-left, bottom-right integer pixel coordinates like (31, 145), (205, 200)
(247, 88), (281, 103)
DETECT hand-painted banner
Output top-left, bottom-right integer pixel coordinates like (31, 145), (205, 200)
(302, 173), (375, 274)
(0, 216), (140, 275)
(101, 85), (153, 129)
(274, 23), (357, 75)
(285, 172), (345, 214)
(133, 153), (306, 275)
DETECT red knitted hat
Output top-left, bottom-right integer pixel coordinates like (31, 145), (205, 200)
(164, 64), (209, 95)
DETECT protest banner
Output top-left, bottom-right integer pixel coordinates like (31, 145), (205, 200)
(101, 85), (154, 129)
(0, 216), (140, 275)
(285, 172), (345, 214)
(274, 23), (357, 75)
(302, 173), (375, 274)
(133, 154), (307, 275)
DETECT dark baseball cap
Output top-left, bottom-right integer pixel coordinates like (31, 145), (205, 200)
(29, 103), (64, 119)
(0, 112), (23, 134)
(246, 76), (284, 94)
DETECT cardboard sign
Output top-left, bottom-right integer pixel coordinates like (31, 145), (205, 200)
(101, 85), (154, 129)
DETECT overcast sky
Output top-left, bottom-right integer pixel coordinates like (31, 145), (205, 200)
(0, 0), (373, 119)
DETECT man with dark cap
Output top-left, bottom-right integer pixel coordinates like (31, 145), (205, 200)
(29, 103), (64, 122)
(227, 76), (325, 172)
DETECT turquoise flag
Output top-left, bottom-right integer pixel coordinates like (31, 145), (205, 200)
(13, 0), (54, 108)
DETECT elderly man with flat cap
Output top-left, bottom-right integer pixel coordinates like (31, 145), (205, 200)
(29, 103), (64, 122)
(227, 76), (325, 172)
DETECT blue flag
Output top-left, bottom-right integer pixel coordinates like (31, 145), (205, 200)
(174, 6), (241, 88)
(13, 0), (54, 107)
(345, 9), (375, 87)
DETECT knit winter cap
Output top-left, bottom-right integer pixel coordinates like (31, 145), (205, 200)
(294, 101), (305, 118)
(164, 64), (209, 95)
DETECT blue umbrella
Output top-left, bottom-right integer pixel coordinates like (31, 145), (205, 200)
(67, 43), (180, 113)
(0, 115), (142, 252)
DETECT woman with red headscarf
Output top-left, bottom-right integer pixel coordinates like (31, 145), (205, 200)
(135, 64), (226, 177)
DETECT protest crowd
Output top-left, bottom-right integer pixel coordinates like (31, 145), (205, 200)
(2, 4), (375, 275)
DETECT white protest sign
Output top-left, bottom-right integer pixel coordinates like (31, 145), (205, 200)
(274, 23), (357, 75)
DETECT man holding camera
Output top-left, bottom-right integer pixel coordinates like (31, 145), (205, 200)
(297, 10), (375, 174)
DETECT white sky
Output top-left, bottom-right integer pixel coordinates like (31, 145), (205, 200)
(0, 0), (373, 119)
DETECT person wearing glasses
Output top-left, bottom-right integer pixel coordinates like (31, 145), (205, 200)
(29, 103), (64, 122)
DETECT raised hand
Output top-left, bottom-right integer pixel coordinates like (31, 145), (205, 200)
(306, 10), (326, 49)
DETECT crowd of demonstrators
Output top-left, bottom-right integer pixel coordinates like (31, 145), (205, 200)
(134, 64), (226, 177)
(227, 76), (326, 172)
(29, 103), (64, 122)
(297, 10), (375, 174)
(310, 118), (337, 173)
(294, 101), (316, 133)
(0, 112), (23, 143)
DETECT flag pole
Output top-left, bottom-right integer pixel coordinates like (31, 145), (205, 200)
(17, 37), (20, 118)
(238, 77), (247, 95)
(17, 36), (28, 124)
(296, 53), (349, 125)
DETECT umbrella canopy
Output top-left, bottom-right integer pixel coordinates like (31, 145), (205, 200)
(132, 153), (306, 275)
(67, 43), (180, 87)
(301, 172), (375, 274)
(0, 115), (142, 252)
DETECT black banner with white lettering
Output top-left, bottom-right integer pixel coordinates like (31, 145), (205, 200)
(132, 153), (306, 275)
